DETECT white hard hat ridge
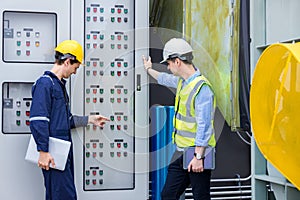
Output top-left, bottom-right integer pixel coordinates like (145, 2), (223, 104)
(161, 38), (193, 64)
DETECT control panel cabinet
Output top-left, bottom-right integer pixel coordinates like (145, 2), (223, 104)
(83, 0), (135, 190)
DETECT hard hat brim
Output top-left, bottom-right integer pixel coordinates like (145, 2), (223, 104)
(160, 58), (168, 64)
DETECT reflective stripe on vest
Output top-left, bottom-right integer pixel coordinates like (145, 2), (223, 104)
(172, 75), (216, 148)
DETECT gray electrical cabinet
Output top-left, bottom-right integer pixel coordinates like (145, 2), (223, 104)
(0, 1), (71, 200)
(71, 0), (149, 199)
(0, 0), (149, 199)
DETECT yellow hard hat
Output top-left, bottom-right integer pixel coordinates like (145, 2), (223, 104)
(55, 40), (84, 64)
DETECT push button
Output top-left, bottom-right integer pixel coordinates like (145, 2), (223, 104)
(16, 111), (21, 116)
(26, 111), (30, 116)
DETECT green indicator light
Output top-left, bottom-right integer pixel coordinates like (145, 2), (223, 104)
(99, 89), (104, 94)
(86, 170), (90, 176)
(16, 111), (21, 116)
(87, 7), (91, 12)
(111, 17), (115, 22)
(124, 9), (128, 14)
(100, 8), (104, 13)
(111, 8), (115, 13)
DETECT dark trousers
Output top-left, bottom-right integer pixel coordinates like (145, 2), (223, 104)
(42, 152), (77, 200)
(161, 151), (211, 200)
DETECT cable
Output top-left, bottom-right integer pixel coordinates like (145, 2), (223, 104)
(236, 131), (251, 145)
(244, 130), (252, 138)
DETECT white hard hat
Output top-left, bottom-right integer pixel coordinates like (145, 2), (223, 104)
(160, 38), (193, 64)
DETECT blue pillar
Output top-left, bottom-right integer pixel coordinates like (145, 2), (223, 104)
(150, 106), (175, 200)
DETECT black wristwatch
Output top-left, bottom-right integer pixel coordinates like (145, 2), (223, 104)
(194, 153), (205, 160)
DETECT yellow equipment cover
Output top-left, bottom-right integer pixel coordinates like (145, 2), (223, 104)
(250, 42), (300, 190)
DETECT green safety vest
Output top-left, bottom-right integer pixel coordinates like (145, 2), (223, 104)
(172, 75), (216, 148)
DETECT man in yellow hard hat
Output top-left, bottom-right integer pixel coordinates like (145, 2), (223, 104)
(143, 38), (216, 200)
(29, 40), (109, 200)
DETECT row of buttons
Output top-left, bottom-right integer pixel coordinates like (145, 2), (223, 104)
(110, 115), (128, 121)
(16, 50), (32, 56)
(86, 97), (128, 104)
(86, 34), (128, 41)
(16, 110), (30, 117)
(86, 88), (128, 95)
(86, 169), (104, 176)
(86, 70), (129, 77)
(86, 179), (104, 186)
(110, 124), (128, 131)
(16, 101), (31, 108)
(86, 61), (128, 68)
(16, 120), (30, 126)
(16, 31), (40, 38)
(16, 41), (40, 47)
(85, 142), (128, 149)
(86, 151), (128, 158)
(86, 124), (129, 131)
(86, 16), (129, 23)
(86, 43), (129, 49)
(86, 7), (129, 14)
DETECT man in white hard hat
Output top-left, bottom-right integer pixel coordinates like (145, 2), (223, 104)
(143, 38), (216, 200)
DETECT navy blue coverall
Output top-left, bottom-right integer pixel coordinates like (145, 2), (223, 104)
(30, 71), (79, 200)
